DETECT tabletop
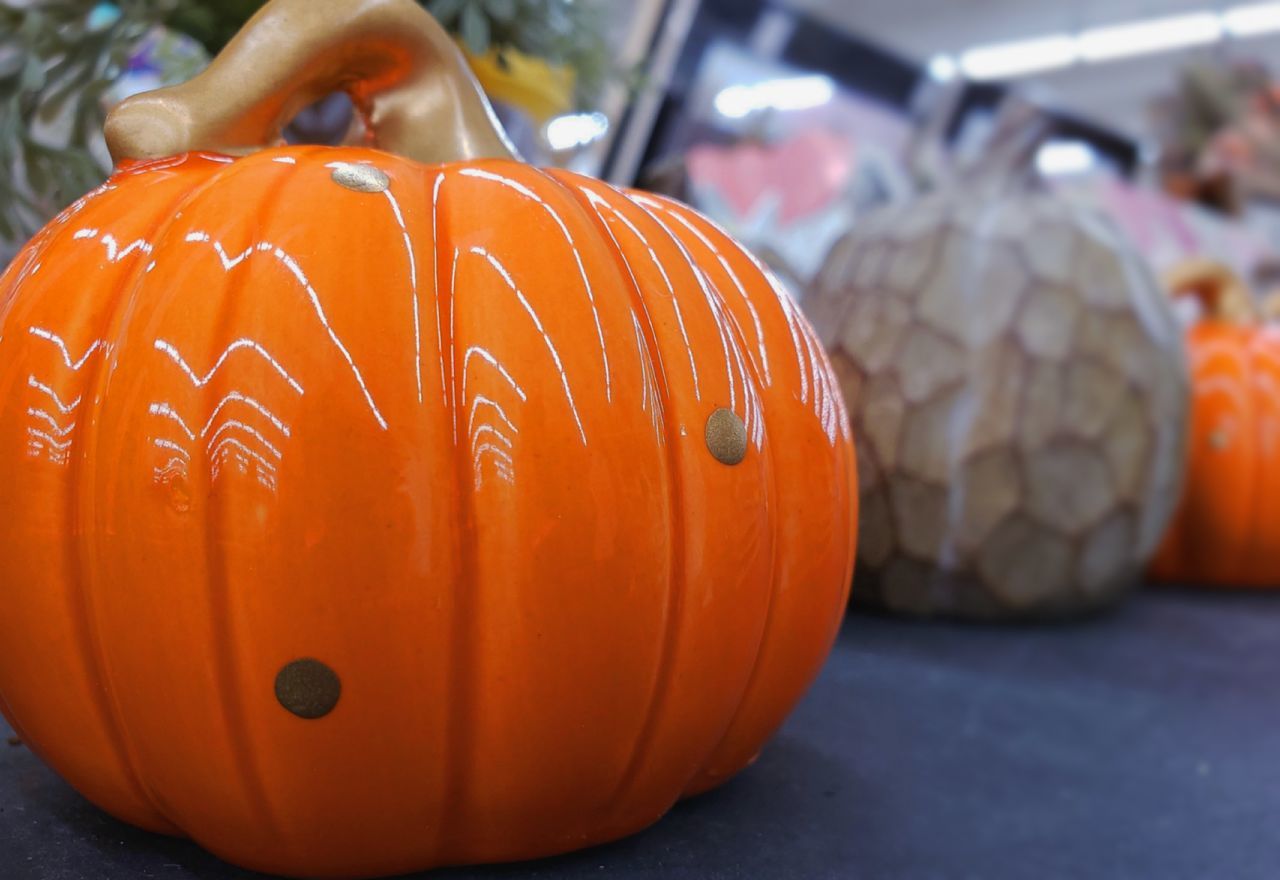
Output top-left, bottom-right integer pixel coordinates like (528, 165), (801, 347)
(3, 587), (1278, 879)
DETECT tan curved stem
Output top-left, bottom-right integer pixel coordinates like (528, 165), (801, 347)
(105, 0), (517, 165)
(1164, 258), (1256, 324)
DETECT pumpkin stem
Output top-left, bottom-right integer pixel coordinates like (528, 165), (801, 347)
(1164, 259), (1256, 324)
(964, 96), (1053, 195)
(104, 0), (517, 166)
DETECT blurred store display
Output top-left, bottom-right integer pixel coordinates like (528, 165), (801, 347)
(1057, 174), (1279, 293)
(1152, 60), (1280, 209)
(635, 11), (917, 294)
(640, 40), (914, 287)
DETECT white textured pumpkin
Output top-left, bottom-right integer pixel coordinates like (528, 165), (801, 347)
(805, 184), (1190, 618)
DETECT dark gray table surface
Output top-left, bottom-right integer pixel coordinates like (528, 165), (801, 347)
(3, 587), (1278, 879)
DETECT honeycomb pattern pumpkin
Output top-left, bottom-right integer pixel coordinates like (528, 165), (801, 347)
(806, 189), (1189, 618)
(0, 1), (857, 876)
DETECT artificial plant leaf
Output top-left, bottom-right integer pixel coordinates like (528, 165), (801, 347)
(18, 56), (46, 92)
(483, 0), (517, 23)
(426, 0), (465, 25)
(460, 2), (491, 56)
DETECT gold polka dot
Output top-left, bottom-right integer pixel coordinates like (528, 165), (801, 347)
(706, 407), (747, 465)
(1209, 430), (1229, 451)
(330, 163), (390, 193)
(275, 659), (341, 719)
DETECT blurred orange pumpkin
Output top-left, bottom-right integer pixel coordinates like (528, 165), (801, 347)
(0, 1), (857, 877)
(1149, 259), (1280, 587)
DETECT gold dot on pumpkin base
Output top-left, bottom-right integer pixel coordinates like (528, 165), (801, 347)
(275, 659), (341, 719)
(706, 407), (748, 465)
(331, 163), (390, 193)
(1209, 430), (1229, 450)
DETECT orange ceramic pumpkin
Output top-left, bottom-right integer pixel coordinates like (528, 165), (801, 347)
(1150, 259), (1280, 587)
(0, 1), (857, 877)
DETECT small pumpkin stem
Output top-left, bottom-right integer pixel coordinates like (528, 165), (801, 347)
(1164, 259), (1256, 324)
(105, 0), (517, 166)
(960, 95), (1052, 196)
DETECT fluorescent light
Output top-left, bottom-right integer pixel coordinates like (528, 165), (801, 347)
(941, 6), (1280, 84)
(544, 112), (609, 151)
(713, 75), (835, 119)
(1078, 12), (1223, 62)
(960, 35), (1077, 81)
(928, 54), (958, 82)
(1224, 2), (1280, 36)
(1036, 141), (1096, 177)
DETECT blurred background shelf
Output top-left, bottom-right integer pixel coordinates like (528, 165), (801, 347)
(4, 587), (1277, 880)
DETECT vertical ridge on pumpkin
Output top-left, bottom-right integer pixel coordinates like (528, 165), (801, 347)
(63, 165), (216, 836)
(649, 201), (857, 789)
(458, 165), (613, 404)
(560, 178), (776, 805)
(638, 202), (790, 791)
(1243, 333), (1280, 576)
(188, 155), (300, 845)
(1152, 325), (1249, 582)
(376, 184), (423, 404)
(433, 164), (482, 861)
(109, 152), (314, 847)
(1239, 338), (1265, 581)
(649, 207), (791, 788)
(631, 194), (774, 387)
(549, 174), (691, 813)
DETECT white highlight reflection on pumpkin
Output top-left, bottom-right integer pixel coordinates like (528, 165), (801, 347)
(636, 197), (774, 387)
(380, 187), (423, 404)
(28, 326), (104, 371)
(458, 166), (612, 404)
(179, 231), (388, 430)
(467, 245), (588, 446)
(580, 186), (702, 402)
(154, 338), (304, 396)
(28, 376), (79, 414)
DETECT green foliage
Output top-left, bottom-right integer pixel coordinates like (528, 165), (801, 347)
(0, 0), (179, 250)
(164, 0), (264, 55)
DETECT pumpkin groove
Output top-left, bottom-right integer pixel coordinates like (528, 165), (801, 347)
(559, 182), (699, 814)
(15, 168), (203, 836)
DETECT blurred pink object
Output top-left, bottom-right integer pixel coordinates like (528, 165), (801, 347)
(686, 129), (855, 224)
(1058, 176), (1275, 281)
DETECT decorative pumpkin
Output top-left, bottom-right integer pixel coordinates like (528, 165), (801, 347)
(1149, 260), (1280, 586)
(0, 1), (857, 877)
(804, 102), (1189, 619)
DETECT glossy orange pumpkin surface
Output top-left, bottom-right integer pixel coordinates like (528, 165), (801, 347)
(1149, 308), (1280, 587)
(0, 144), (856, 877)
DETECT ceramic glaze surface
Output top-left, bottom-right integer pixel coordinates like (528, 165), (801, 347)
(806, 190), (1189, 618)
(0, 148), (856, 878)
(1150, 320), (1280, 586)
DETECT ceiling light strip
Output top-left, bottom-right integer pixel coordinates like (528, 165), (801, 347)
(948, 4), (1280, 82)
